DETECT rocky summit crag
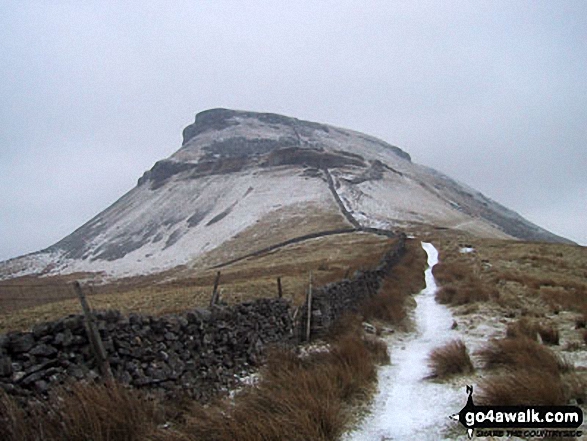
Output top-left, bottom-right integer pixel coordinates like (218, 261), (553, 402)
(0, 108), (570, 280)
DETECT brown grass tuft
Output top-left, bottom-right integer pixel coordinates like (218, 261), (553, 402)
(0, 382), (164, 441)
(185, 363), (346, 441)
(477, 370), (566, 406)
(51, 381), (163, 441)
(362, 334), (390, 365)
(506, 317), (539, 340)
(432, 261), (469, 285)
(505, 318), (559, 344)
(476, 337), (569, 375)
(537, 323), (560, 345)
(180, 331), (382, 441)
(562, 372), (587, 405)
(432, 254), (497, 306)
(325, 313), (363, 340)
(360, 240), (427, 325)
(435, 282), (494, 305)
(359, 279), (407, 324)
(0, 391), (38, 441)
(427, 339), (474, 379)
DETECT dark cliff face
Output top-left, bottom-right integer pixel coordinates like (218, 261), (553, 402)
(181, 109), (241, 144)
(181, 108), (411, 160)
(135, 108), (411, 189)
(181, 108), (332, 146)
(137, 147), (368, 190)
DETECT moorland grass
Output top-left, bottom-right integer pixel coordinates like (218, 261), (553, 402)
(477, 370), (566, 406)
(427, 339), (474, 379)
(360, 240), (426, 326)
(0, 322), (388, 441)
(476, 336), (570, 374)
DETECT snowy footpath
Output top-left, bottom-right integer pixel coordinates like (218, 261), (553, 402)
(344, 242), (467, 440)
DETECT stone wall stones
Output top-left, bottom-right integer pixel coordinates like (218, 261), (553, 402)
(300, 234), (406, 338)
(0, 298), (292, 402)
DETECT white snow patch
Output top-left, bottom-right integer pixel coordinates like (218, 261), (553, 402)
(459, 247), (475, 254)
(329, 162), (512, 240)
(298, 342), (331, 359)
(0, 249), (66, 280)
(11, 168), (335, 279)
(228, 371), (261, 400)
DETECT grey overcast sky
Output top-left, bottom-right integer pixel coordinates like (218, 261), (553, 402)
(1, 0), (586, 261)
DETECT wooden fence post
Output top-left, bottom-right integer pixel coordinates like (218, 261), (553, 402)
(73, 281), (112, 381)
(210, 271), (221, 307)
(277, 277), (283, 298)
(306, 271), (313, 342)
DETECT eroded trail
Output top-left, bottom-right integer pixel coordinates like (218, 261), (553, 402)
(345, 242), (464, 440)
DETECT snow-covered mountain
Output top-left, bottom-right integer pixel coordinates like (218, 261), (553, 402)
(0, 108), (570, 280)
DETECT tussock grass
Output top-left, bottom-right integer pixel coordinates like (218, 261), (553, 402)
(362, 334), (390, 365)
(503, 316), (559, 345)
(562, 372), (587, 405)
(177, 331), (384, 441)
(0, 382), (165, 441)
(360, 240), (426, 325)
(537, 323), (560, 345)
(49, 381), (164, 441)
(435, 281), (496, 305)
(477, 370), (566, 406)
(0, 328), (388, 441)
(432, 261), (469, 285)
(476, 337), (575, 407)
(432, 248), (497, 306)
(360, 278), (407, 325)
(476, 337), (570, 375)
(183, 363), (347, 441)
(0, 391), (38, 441)
(505, 317), (539, 340)
(487, 242), (587, 317)
(427, 339), (474, 379)
(430, 235), (587, 318)
(426, 234), (586, 411)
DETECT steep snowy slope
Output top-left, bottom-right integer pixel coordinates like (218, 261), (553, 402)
(0, 108), (570, 280)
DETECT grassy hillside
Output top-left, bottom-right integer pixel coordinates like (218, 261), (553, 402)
(0, 232), (394, 333)
(428, 232), (587, 415)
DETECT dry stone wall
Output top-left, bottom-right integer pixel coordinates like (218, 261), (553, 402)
(0, 298), (292, 402)
(301, 234), (406, 338)
(0, 234), (406, 402)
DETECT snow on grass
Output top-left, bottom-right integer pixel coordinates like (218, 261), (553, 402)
(0, 249), (66, 280)
(15, 168), (335, 279)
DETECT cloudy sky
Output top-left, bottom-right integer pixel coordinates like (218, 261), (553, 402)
(1, 0), (586, 261)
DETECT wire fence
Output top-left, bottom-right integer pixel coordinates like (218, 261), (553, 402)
(0, 274), (280, 318)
